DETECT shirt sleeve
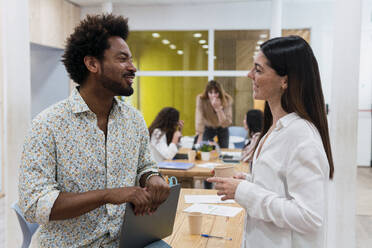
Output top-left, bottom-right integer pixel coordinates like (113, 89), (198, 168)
(151, 129), (178, 160)
(234, 141), (328, 234)
(136, 116), (159, 185)
(195, 96), (205, 134)
(18, 119), (60, 225)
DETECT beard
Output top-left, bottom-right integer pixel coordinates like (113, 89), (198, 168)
(100, 74), (134, 96)
(99, 64), (134, 96)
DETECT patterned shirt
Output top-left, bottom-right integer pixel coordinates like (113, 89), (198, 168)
(19, 88), (158, 247)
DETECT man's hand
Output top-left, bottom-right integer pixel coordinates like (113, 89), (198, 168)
(146, 176), (170, 213)
(104, 187), (152, 216)
(207, 177), (242, 201)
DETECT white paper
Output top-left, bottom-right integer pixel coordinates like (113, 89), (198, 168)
(184, 195), (235, 204)
(196, 162), (222, 168)
(183, 203), (243, 217)
(221, 151), (242, 158)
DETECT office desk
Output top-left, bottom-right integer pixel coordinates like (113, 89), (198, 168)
(163, 188), (245, 248)
(159, 148), (249, 182)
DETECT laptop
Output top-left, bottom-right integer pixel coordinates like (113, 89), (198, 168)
(157, 161), (194, 170)
(119, 184), (181, 248)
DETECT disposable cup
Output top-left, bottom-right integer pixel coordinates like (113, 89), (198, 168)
(214, 165), (235, 178)
(188, 150), (196, 162)
(188, 212), (203, 235)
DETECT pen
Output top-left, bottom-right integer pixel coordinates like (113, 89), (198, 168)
(201, 234), (232, 241)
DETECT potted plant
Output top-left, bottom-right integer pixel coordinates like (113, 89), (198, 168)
(199, 144), (214, 161)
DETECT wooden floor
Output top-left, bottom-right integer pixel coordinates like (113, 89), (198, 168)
(0, 167), (371, 247)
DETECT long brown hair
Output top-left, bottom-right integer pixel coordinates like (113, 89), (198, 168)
(257, 36), (334, 179)
(200, 80), (231, 107)
(148, 107), (180, 145)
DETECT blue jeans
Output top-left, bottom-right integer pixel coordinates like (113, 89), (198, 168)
(144, 240), (172, 248)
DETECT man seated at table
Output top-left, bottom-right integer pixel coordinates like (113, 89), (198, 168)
(18, 14), (169, 247)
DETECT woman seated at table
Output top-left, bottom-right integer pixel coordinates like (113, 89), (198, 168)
(241, 109), (263, 163)
(148, 107), (184, 162)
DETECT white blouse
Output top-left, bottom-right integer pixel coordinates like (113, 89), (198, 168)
(235, 113), (329, 248)
(149, 128), (178, 162)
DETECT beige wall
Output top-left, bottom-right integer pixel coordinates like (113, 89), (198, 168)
(30, 0), (80, 48)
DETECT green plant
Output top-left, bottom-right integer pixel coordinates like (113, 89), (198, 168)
(199, 144), (213, 152)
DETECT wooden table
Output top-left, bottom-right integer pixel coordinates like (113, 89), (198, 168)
(163, 188), (245, 248)
(159, 149), (249, 184)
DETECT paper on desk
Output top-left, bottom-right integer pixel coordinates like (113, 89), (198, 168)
(196, 162), (222, 168)
(183, 203), (243, 217)
(185, 195), (235, 204)
(221, 151), (242, 157)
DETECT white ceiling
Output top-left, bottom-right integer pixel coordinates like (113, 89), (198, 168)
(69, 0), (331, 7)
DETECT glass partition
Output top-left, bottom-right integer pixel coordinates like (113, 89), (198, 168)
(127, 31), (208, 71)
(135, 76), (208, 136)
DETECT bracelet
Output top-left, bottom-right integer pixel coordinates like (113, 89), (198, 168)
(144, 172), (162, 186)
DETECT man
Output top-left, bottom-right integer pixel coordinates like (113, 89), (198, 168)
(19, 14), (170, 247)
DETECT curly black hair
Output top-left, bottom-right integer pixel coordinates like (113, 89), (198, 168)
(62, 14), (129, 85)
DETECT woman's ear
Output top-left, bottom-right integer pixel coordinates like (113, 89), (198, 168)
(281, 75), (288, 90)
(84, 56), (100, 73)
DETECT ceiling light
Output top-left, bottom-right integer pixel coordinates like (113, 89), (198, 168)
(255, 46), (260, 50)
(177, 50), (184, 55)
(259, 33), (268, 39)
(202, 44), (208, 49)
(214, 56), (217, 60)
(162, 39), (170, 45)
(193, 33), (202, 38)
(152, 33), (160, 38)
(199, 40), (206, 44)
(257, 40), (264, 45)
(169, 44), (176, 49)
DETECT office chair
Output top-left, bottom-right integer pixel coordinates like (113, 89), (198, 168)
(228, 126), (248, 149)
(11, 202), (39, 248)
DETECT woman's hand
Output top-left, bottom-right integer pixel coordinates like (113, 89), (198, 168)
(171, 131), (182, 145)
(210, 97), (222, 111)
(178, 120), (184, 132)
(207, 177), (242, 200)
(233, 172), (247, 180)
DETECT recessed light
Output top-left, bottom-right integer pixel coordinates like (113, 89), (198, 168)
(214, 56), (217, 60)
(169, 44), (176, 49)
(199, 40), (206, 44)
(162, 39), (170, 45)
(255, 46), (260, 50)
(193, 33), (202, 38)
(202, 44), (208, 49)
(177, 50), (184, 55)
(257, 40), (264, 45)
(152, 33), (160, 38)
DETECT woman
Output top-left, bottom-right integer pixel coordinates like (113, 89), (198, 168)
(241, 109), (263, 163)
(148, 107), (183, 162)
(208, 36), (333, 248)
(195, 80), (233, 148)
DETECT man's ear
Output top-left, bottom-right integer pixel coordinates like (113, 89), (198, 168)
(281, 75), (288, 90)
(84, 56), (100, 73)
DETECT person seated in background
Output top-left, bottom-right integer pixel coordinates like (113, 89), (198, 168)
(195, 80), (233, 148)
(241, 109), (263, 163)
(149, 107), (184, 162)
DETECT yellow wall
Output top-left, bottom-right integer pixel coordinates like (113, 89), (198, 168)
(127, 31), (208, 135)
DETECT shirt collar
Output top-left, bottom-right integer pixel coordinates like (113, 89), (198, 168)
(276, 112), (300, 130)
(69, 87), (121, 114)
